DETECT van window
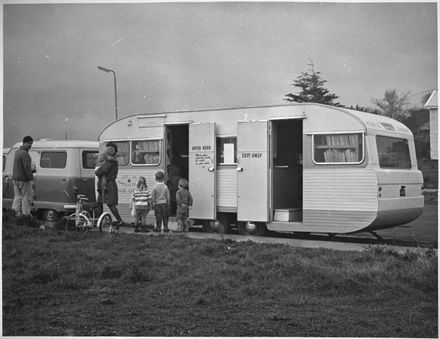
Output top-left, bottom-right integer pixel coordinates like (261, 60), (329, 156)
(313, 133), (363, 164)
(82, 151), (98, 169)
(131, 140), (161, 165)
(376, 136), (411, 169)
(41, 152), (67, 168)
(217, 137), (237, 165)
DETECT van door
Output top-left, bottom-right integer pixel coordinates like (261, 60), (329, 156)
(237, 120), (269, 222)
(79, 148), (99, 202)
(189, 122), (216, 220)
(28, 150), (39, 202)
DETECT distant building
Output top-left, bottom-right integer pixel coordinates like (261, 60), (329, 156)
(424, 90), (438, 160)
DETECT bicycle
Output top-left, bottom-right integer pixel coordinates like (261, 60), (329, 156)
(64, 194), (114, 232)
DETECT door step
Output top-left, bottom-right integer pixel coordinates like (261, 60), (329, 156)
(273, 208), (302, 222)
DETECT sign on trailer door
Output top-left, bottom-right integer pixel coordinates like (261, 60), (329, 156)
(189, 122), (216, 220)
(237, 120), (269, 222)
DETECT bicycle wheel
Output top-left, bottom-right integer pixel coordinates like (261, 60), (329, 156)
(65, 214), (76, 231)
(65, 213), (90, 231)
(97, 212), (112, 232)
(76, 212), (91, 231)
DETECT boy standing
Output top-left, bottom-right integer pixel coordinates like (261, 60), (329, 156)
(176, 178), (193, 232)
(151, 171), (170, 233)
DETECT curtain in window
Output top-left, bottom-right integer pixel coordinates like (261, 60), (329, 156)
(131, 140), (160, 165)
(114, 141), (129, 166)
(315, 134), (362, 163)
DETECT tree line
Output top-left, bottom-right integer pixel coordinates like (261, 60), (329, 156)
(284, 61), (432, 123)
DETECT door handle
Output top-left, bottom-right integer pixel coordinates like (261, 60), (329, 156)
(208, 167), (215, 172)
(236, 167), (243, 172)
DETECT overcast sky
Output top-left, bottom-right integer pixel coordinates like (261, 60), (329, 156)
(2, 1), (438, 147)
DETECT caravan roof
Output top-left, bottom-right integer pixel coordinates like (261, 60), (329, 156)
(98, 103), (413, 140)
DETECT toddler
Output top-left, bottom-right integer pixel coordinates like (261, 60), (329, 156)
(130, 176), (152, 232)
(151, 171), (170, 233)
(176, 178), (193, 232)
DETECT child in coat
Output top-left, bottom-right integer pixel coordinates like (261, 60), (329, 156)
(130, 176), (152, 232)
(151, 171), (170, 232)
(176, 178), (193, 232)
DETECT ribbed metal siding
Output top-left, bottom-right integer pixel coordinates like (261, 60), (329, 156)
(303, 168), (378, 232)
(216, 168), (237, 209)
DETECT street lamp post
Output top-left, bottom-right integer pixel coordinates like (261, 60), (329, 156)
(97, 66), (118, 120)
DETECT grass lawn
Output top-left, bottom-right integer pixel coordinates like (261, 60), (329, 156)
(2, 220), (437, 337)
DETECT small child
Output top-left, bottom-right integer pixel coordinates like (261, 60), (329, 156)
(130, 176), (152, 232)
(176, 178), (193, 232)
(151, 171), (170, 233)
(95, 144), (118, 194)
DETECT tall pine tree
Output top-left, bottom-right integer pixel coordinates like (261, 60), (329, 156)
(285, 61), (339, 106)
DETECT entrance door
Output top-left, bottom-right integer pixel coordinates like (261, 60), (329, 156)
(237, 120), (269, 222)
(189, 122), (216, 220)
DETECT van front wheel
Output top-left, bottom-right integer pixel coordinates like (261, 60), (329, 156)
(42, 209), (60, 222)
(237, 221), (267, 236)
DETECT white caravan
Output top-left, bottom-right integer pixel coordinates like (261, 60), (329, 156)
(97, 103), (423, 236)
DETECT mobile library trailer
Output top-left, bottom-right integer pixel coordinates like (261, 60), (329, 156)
(3, 140), (99, 221)
(98, 103), (423, 235)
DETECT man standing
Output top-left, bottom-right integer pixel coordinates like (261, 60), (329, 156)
(12, 136), (36, 225)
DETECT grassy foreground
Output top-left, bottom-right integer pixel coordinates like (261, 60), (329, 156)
(2, 221), (437, 337)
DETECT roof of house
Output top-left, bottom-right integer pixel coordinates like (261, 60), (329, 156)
(424, 89), (438, 108)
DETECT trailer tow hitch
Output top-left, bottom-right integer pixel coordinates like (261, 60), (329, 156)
(369, 231), (384, 242)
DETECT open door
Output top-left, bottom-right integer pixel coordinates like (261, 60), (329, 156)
(237, 120), (269, 222)
(189, 122), (216, 220)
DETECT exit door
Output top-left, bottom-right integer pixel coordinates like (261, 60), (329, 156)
(188, 122), (216, 220)
(237, 120), (269, 222)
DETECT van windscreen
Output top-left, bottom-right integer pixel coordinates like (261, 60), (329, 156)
(376, 136), (411, 169)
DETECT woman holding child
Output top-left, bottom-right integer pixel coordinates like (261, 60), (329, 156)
(95, 142), (124, 228)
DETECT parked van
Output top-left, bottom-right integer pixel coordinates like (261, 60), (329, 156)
(97, 103), (424, 236)
(3, 140), (99, 221)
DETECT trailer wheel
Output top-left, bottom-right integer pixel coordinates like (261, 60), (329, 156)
(202, 214), (232, 234)
(42, 209), (61, 222)
(237, 221), (267, 236)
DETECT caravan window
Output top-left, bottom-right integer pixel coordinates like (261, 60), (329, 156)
(217, 137), (237, 165)
(108, 141), (129, 166)
(41, 152), (67, 168)
(313, 133), (363, 164)
(131, 140), (161, 166)
(376, 136), (411, 169)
